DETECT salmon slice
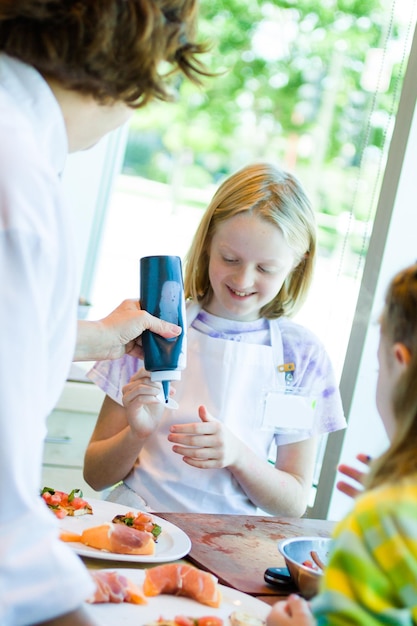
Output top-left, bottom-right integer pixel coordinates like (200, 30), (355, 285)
(60, 522), (155, 555)
(143, 563), (221, 607)
(87, 570), (147, 604)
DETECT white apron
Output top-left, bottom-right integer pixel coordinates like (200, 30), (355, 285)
(123, 306), (285, 514)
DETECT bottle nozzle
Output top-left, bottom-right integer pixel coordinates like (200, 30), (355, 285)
(162, 380), (170, 404)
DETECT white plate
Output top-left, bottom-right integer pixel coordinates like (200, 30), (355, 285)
(60, 499), (191, 562)
(85, 568), (270, 625)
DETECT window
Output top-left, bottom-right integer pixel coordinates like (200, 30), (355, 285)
(71, 1), (417, 519)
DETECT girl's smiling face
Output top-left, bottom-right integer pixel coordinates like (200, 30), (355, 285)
(205, 212), (298, 321)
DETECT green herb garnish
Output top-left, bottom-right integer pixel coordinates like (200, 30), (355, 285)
(68, 488), (83, 502)
(152, 524), (162, 539)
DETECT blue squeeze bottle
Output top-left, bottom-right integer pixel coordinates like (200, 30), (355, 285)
(140, 255), (186, 405)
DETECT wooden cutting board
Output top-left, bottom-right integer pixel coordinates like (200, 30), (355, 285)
(157, 513), (334, 596)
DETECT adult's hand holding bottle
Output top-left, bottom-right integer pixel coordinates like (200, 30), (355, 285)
(74, 298), (182, 362)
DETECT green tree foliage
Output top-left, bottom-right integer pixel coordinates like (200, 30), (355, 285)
(123, 0), (412, 261)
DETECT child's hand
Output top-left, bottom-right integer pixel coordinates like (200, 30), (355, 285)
(336, 452), (371, 499)
(266, 594), (315, 626)
(122, 367), (167, 437)
(168, 405), (242, 469)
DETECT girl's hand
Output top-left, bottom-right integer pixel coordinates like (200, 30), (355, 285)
(121, 367), (167, 438)
(336, 452), (371, 499)
(168, 405), (243, 469)
(266, 595), (315, 626)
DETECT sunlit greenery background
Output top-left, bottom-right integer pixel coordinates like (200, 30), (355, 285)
(122, 0), (410, 271)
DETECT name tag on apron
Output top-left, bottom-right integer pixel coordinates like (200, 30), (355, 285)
(260, 386), (318, 433)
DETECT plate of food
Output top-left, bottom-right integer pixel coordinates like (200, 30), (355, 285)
(84, 566), (270, 626)
(42, 490), (191, 562)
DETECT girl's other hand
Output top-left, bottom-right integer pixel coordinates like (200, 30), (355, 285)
(266, 594), (315, 626)
(168, 404), (243, 469)
(336, 452), (371, 499)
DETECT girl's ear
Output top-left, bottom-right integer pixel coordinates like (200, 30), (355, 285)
(393, 342), (411, 367)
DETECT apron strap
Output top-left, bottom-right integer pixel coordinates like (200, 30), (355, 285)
(269, 319), (287, 386)
(185, 301), (202, 327)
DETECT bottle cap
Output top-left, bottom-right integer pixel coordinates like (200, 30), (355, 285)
(150, 370), (182, 382)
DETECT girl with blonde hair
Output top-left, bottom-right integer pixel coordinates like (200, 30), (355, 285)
(85, 162), (346, 517)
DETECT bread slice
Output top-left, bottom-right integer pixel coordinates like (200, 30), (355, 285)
(229, 611), (266, 626)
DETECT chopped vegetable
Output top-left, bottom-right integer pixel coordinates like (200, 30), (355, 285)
(40, 487), (92, 518)
(112, 511), (162, 541)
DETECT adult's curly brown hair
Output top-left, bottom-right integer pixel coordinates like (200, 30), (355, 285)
(0, 0), (210, 107)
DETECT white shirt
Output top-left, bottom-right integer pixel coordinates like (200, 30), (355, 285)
(0, 54), (94, 625)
